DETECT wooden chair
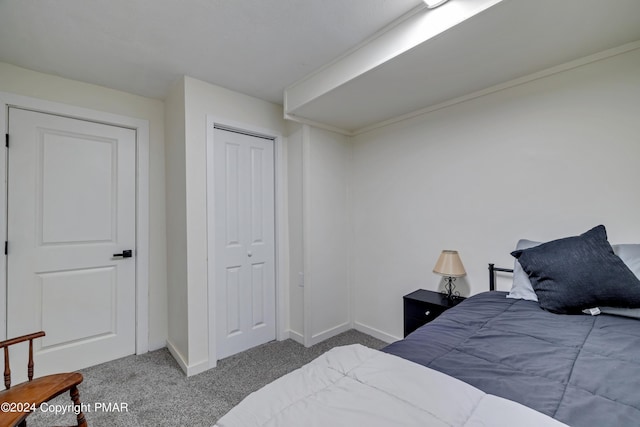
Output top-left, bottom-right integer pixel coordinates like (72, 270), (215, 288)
(0, 331), (87, 427)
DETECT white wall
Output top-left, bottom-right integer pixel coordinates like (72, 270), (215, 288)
(305, 126), (352, 345)
(286, 122), (305, 343)
(287, 123), (354, 347)
(0, 62), (168, 350)
(165, 77), (189, 362)
(351, 47), (640, 342)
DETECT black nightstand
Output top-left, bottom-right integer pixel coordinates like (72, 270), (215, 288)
(403, 289), (466, 337)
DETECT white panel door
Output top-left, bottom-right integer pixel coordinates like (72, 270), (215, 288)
(214, 127), (275, 360)
(7, 108), (136, 379)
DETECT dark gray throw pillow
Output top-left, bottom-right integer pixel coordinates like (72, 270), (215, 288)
(511, 225), (640, 314)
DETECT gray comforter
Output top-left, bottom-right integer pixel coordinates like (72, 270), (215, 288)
(383, 291), (640, 427)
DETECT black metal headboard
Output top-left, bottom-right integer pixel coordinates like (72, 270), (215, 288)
(488, 263), (514, 291)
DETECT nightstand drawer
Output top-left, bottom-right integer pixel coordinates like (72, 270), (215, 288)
(404, 303), (447, 321)
(403, 289), (465, 337)
(403, 307), (446, 337)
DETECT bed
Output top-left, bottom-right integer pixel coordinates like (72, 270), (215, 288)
(215, 225), (640, 427)
(384, 291), (640, 426)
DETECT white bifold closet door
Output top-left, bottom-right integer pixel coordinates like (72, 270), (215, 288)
(213, 127), (276, 360)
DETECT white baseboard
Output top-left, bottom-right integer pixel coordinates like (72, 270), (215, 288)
(276, 327), (290, 342)
(353, 321), (401, 344)
(310, 322), (351, 346)
(166, 339), (210, 377)
(166, 339), (188, 375)
(288, 329), (304, 345)
(296, 322), (400, 347)
(185, 359), (210, 377)
(148, 339), (167, 352)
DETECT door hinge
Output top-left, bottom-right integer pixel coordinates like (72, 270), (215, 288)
(5, 134), (8, 148)
(4, 241), (7, 255)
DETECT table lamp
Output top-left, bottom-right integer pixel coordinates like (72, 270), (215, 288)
(433, 250), (466, 300)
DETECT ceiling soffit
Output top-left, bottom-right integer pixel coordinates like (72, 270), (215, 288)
(284, 0), (640, 134)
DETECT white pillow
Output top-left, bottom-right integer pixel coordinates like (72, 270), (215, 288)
(600, 244), (640, 319)
(506, 239), (541, 301)
(614, 244), (640, 277)
(597, 306), (640, 319)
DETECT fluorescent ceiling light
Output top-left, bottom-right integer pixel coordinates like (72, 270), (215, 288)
(424, 0), (451, 9)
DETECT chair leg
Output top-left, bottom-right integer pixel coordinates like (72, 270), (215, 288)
(70, 385), (88, 427)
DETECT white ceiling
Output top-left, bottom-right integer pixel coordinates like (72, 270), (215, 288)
(1, 0), (639, 133)
(0, 0), (422, 104)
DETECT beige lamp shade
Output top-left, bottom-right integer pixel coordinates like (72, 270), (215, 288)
(433, 250), (466, 277)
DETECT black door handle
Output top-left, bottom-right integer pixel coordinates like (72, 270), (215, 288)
(113, 249), (133, 258)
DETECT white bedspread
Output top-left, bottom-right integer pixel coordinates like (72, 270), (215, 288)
(214, 344), (568, 427)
